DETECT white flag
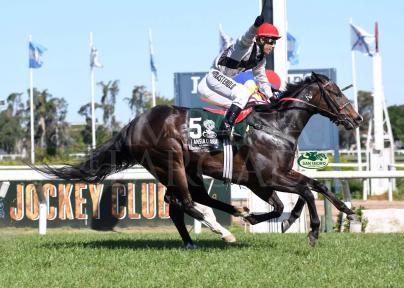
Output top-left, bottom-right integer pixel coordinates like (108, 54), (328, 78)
(219, 24), (234, 53)
(90, 46), (103, 68)
(350, 23), (375, 56)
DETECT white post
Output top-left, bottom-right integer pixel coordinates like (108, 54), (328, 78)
(351, 52), (362, 170)
(33, 182), (47, 235)
(149, 28), (156, 107)
(364, 120), (373, 200)
(29, 35), (35, 164)
(89, 32), (96, 149)
(194, 220), (202, 234)
(151, 73), (156, 107)
(0, 181), (10, 198)
(272, 0), (288, 84)
(372, 53), (384, 151)
(350, 19), (362, 171)
(39, 203), (47, 235)
(388, 178), (393, 202)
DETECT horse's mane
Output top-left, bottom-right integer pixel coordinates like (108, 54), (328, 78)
(254, 73), (330, 112)
(281, 73), (330, 98)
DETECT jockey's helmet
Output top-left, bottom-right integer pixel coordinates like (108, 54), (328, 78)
(256, 23), (281, 39)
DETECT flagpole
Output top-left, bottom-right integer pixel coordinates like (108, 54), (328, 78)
(149, 28), (156, 107)
(29, 35), (35, 164)
(90, 32), (96, 149)
(349, 19), (362, 171)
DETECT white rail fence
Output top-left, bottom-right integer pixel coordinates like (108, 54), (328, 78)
(1, 167), (404, 235)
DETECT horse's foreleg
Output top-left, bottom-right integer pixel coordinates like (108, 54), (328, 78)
(290, 170), (357, 220)
(244, 188), (285, 225)
(281, 196), (306, 233)
(270, 173), (321, 246)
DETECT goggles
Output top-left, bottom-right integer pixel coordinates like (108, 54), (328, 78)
(260, 37), (277, 45)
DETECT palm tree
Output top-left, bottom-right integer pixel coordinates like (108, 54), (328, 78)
(124, 85), (151, 117)
(98, 80), (120, 132)
(26, 88), (69, 157)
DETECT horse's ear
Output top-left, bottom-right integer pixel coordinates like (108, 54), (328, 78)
(311, 71), (323, 83)
(311, 71), (319, 80)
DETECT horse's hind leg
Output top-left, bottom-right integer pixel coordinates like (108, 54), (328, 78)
(164, 188), (195, 247)
(167, 166), (205, 221)
(186, 167), (248, 216)
(138, 147), (204, 221)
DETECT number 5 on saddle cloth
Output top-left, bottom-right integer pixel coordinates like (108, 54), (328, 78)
(187, 108), (252, 181)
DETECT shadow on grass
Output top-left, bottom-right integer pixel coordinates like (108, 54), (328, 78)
(42, 239), (249, 250)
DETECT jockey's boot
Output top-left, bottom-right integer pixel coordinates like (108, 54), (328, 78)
(218, 104), (242, 138)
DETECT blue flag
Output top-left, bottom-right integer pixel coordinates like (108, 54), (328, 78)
(29, 41), (47, 68)
(287, 32), (299, 65)
(149, 30), (158, 80)
(350, 23), (375, 57)
(150, 52), (158, 80)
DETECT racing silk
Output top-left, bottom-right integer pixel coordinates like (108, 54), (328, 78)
(211, 24), (273, 97)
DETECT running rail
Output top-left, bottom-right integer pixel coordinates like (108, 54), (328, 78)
(1, 167), (404, 235)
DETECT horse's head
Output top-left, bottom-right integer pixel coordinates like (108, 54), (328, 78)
(285, 72), (363, 130)
(310, 73), (363, 129)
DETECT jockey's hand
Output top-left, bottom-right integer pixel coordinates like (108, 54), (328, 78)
(258, 87), (273, 102)
(254, 16), (264, 28)
(270, 91), (283, 103)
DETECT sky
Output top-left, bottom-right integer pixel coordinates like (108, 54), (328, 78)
(1, 0), (403, 124)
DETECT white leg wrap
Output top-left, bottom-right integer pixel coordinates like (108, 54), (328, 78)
(194, 202), (232, 237)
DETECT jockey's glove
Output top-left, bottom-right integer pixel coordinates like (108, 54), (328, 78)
(259, 85), (273, 100)
(270, 92), (283, 103)
(254, 16), (264, 28)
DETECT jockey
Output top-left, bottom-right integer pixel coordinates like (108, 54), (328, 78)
(197, 16), (281, 137)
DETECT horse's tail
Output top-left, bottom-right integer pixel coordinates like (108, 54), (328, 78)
(32, 123), (135, 183)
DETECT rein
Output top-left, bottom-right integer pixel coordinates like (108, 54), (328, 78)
(277, 79), (352, 124)
(278, 97), (339, 120)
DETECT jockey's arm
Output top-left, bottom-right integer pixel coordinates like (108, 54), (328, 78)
(252, 59), (273, 99)
(236, 25), (258, 49)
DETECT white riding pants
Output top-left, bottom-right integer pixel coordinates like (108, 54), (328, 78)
(197, 69), (251, 109)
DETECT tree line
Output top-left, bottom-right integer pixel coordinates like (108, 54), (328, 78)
(339, 90), (404, 149)
(1, 86), (404, 160)
(0, 81), (173, 161)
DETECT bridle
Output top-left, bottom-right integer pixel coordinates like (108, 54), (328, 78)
(278, 79), (354, 125)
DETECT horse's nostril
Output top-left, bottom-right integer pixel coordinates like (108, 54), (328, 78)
(356, 115), (363, 123)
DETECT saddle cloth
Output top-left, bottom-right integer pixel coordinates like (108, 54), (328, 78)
(187, 108), (253, 152)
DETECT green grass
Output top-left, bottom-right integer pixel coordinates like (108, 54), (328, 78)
(0, 229), (403, 288)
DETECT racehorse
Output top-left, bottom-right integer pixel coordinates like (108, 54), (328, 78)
(34, 72), (362, 246)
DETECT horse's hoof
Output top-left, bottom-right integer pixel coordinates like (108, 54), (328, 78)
(184, 242), (198, 249)
(308, 232), (318, 247)
(234, 206), (250, 217)
(222, 234), (236, 243)
(281, 220), (290, 233)
(244, 215), (258, 225)
(347, 214), (359, 222)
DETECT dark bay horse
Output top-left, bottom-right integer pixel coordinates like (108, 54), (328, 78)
(35, 73), (362, 246)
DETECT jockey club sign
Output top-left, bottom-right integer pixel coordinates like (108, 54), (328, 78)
(0, 179), (230, 228)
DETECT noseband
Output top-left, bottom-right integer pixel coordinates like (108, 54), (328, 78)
(317, 80), (353, 125)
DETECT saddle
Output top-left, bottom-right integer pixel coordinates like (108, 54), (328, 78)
(201, 84), (271, 124)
